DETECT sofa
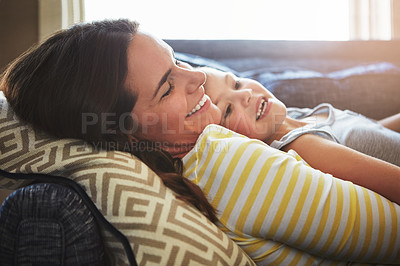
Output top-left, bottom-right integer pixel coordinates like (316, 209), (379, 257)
(0, 40), (399, 265)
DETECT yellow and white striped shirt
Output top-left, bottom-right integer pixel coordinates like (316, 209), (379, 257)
(182, 125), (400, 265)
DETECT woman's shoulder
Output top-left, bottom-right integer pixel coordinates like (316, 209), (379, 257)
(182, 124), (299, 166)
(194, 124), (269, 150)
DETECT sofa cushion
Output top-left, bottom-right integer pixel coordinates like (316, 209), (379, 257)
(260, 62), (400, 120)
(0, 92), (254, 265)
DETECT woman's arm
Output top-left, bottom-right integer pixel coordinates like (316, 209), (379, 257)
(285, 134), (400, 204)
(379, 113), (400, 133)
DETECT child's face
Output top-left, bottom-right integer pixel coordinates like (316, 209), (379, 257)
(203, 67), (287, 142)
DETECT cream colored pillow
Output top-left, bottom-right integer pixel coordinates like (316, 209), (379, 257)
(0, 92), (254, 265)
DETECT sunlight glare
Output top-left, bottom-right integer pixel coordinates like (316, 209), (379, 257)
(84, 0), (349, 40)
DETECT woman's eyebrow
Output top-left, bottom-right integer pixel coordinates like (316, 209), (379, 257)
(152, 68), (172, 100)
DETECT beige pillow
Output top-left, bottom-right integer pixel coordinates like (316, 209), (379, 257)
(0, 92), (254, 265)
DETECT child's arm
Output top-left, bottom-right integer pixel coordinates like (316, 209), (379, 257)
(379, 113), (400, 133)
(285, 133), (400, 204)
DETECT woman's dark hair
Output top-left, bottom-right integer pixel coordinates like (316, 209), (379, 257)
(1, 19), (217, 222)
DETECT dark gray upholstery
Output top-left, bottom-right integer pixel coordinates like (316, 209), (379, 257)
(0, 183), (105, 266)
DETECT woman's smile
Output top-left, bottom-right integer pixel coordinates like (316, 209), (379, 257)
(187, 94), (210, 117)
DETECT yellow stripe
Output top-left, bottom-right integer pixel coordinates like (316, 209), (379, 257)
(182, 136), (208, 179)
(199, 131), (237, 195)
(268, 163), (301, 236)
(320, 180), (344, 253)
(282, 167), (313, 242)
(219, 147), (263, 223)
(202, 142), (231, 196)
(332, 182), (357, 256)
(245, 243), (283, 261)
(252, 157), (289, 236)
(196, 138), (227, 184)
(235, 155), (280, 234)
(384, 202), (398, 259)
(183, 152), (198, 179)
(343, 188), (361, 259)
(304, 256), (316, 265)
(269, 247), (291, 265)
(288, 251), (303, 266)
(184, 129), (234, 181)
(241, 239), (272, 254)
(306, 178), (331, 250)
(360, 188), (373, 258)
(235, 237), (263, 246)
(200, 129), (234, 161)
(192, 131), (233, 184)
(371, 193), (386, 258)
(296, 173), (327, 247)
(184, 152), (197, 171)
(210, 142), (249, 207)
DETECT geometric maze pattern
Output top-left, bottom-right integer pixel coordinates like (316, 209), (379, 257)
(0, 93), (254, 265)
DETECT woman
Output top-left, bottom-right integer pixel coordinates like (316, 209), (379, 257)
(0, 19), (218, 222)
(1, 19), (400, 264)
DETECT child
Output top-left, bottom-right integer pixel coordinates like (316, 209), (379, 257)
(202, 67), (400, 202)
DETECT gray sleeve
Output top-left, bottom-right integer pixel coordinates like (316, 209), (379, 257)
(341, 125), (400, 167)
(270, 127), (339, 150)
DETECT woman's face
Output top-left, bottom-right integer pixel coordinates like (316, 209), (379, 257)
(125, 32), (221, 155)
(203, 67), (287, 142)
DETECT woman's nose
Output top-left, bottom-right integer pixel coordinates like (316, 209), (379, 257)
(181, 69), (206, 94)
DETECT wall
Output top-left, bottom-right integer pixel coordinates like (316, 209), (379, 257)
(0, 0), (84, 204)
(0, 0), (39, 203)
(0, 0), (39, 72)
(0, 0), (39, 202)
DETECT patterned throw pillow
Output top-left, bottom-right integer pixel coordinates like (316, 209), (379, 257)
(0, 92), (254, 265)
